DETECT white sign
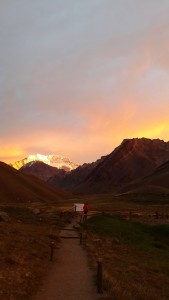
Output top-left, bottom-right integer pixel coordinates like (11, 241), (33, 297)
(74, 203), (84, 212)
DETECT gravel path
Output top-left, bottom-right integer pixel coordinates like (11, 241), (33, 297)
(33, 221), (100, 300)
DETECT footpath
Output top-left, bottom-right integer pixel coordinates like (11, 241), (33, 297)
(33, 219), (101, 300)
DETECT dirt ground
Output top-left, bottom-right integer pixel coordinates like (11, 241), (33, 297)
(33, 220), (101, 300)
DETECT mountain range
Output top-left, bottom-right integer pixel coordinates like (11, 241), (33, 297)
(10, 154), (78, 171)
(73, 138), (169, 194)
(12, 138), (169, 196)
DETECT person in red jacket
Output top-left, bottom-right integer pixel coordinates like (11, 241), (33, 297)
(83, 203), (89, 221)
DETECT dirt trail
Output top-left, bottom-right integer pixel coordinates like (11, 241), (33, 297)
(33, 219), (100, 300)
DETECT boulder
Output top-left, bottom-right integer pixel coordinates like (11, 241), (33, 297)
(32, 208), (41, 215)
(0, 211), (10, 222)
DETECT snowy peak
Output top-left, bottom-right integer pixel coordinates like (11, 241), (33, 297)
(10, 154), (79, 172)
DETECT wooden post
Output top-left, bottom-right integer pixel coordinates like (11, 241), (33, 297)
(80, 232), (83, 245)
(97, 258), (103, 293)
(129, 210), (132, 221)
(50, 242), (55, 261)
(80, 213), (83, 223)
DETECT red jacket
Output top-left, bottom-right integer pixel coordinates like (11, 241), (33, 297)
(83, 204), (89, 213)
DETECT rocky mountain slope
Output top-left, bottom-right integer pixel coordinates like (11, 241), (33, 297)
(20, 161), (66, 181)
(75, 138), (169, 193)
(48, 138), (169, 194)
(10, 154), (78, 171)
(48, 156), (106, 190)
(120, 160), (169, 196)
(0, 161), (70, 204)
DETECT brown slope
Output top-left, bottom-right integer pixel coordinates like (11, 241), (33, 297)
(120, 160), (169, 195)
(74, 138), (169, 194)
(0, 161), (71, 204)
(144, 160), (169, 188)
(20, 161), (66, 181)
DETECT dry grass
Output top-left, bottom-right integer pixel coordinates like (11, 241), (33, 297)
(82, 215), (169, 300)
(0, 204), (73, 300)
(1, 191), (169, 299)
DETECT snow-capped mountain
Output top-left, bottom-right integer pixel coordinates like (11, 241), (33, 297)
(10, 154), (79, 171)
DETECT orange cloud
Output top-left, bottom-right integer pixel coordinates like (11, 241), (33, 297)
(0, 145), (25, 163)
(1, 9), (169, 165)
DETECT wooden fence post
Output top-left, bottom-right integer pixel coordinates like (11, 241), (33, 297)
(155, 211), (159, 219)
(80, 232), (83, 245)
(129, 210), (132, 221)
(50, 242), (55, 261)
(80, 213), (83, 223)
(97, 258), (103, 293)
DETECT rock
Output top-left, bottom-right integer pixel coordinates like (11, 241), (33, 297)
(32, 208), (40, 215)
(0, 211), (10, 222)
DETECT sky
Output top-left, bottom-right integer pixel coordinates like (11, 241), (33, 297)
(1, 0), (169, 164)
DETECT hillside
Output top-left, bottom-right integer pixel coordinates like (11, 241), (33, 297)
(73, 138), (169, 193)
(48, 156), (106, 190)
(120, 160), (169, 196)
(20, 161), (66, 181)
(0, 161), (70, 204)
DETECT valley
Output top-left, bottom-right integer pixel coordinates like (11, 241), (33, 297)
(1, 0), (169, 298)
(1, 138), (169, 299)
(1, 193), (169, 299)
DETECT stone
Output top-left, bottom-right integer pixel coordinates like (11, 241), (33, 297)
(0, 211), (10, 222)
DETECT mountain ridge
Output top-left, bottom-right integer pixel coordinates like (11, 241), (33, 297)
(48, 138), (169, 194)
(8, 138), (169, 195)
(74, 138), (169, 193)
(10, 153), (79, 171)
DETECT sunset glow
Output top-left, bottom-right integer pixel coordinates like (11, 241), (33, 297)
(1, 1), (169, 164)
